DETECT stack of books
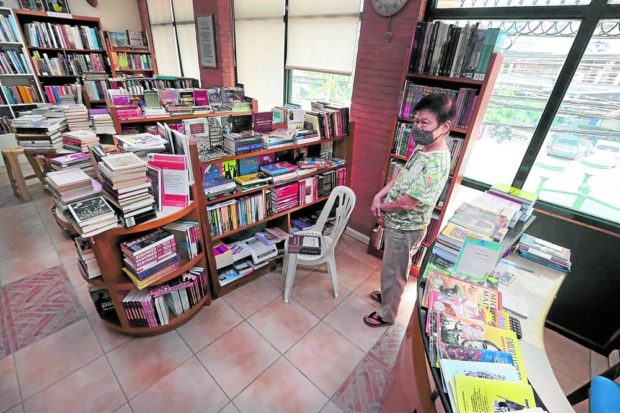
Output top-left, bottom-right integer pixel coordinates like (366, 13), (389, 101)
(294, 129), (321, 144)
(234, 172), (272, 192)
(262, 129), (295, 148)
(62, 130), (99, 152)
(517, 234), (571, 272)
(162, 221), (202, 261)
(267, 181), (299, 216)
(63, 104), (91, 131)
(203, 175), (236, 200)
(12, 116), (67, 150)
(391, 122), (415, 157)
(89, 108), (116, 134)
(120, 229), (181, 289)
(50, 152), (94, 175)
(45, 168), (102, 210)
(114, 133), (168, 153)
(488, 183), (537, 223)
(74, 237), (101, 279)
(317, 168), (346, 197)
(223, 131), (264, 155)
(98, 152), (156, 227)
(260, 161), (299, 185)
(67, 196), (118, 237)
(307, 102), (350, 138)
(421, 263), (537, 412)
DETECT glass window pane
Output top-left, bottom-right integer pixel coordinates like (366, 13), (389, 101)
(436, 0), (590, 8)
(455, 20), (579, 185)
(171, 0), (194, 23)
(146, 0), (173, 24)
(289, 69), (353, 109)
(150, 25), (181, 76)
(522, 20), (620, 224)
(176, 23), (200, 80)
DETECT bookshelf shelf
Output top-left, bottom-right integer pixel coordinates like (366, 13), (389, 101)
(116, 111), (254, 125)
(406, 72), (484, 86)
(27, 46), (106, 53)
(0, 73), (35, 77)
(211, 195), (331, 241)
(200, 125), (354, 299)
(0, 41), (22, 45)
(111, 48), (151, 54)
(89, 141), (212, 335)
(112, 253), (205, 291)
(105, 31), (158, 78)
(204, 137), (346, 166)
(370, 32), (504, 267)
(114, 68), (155, 72)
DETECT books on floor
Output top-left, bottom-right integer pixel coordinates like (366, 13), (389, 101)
(517, 234), (571, 272)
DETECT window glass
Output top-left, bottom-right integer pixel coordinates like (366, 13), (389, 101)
(522, 20), (620, 224)
(150, 25), (181, 76)
(288, 70), (353, 109)
(436, 0), (590, 8)
(450, 20), (579, 185)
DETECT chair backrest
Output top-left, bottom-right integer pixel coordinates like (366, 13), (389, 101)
(312, 186), (356, 249)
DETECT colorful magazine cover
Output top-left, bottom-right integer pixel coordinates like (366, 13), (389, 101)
(422, 267), (501, 310)
(453, 375), (536, 413)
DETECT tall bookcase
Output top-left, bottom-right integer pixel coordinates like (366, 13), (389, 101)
(104, 32), (157, 78)
(367, 27), (503, 275)
(0, 7), (43, 118)
(13, 9), (110, 106)
(201, 126), (354, 298)
(84, 141), (212, 335)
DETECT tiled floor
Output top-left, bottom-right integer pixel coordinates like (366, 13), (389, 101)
(0, 171), (607, 413)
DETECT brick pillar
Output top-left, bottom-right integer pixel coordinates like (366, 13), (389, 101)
(193, 0), (236, 87)
(347, 0), (426, 236)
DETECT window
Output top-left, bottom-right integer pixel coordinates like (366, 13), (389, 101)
(146, 0), (200, 80)
(453, 20), (579, 185)
(429, 1), (620, 230)
(522, 20), (620, 224)
(233, 0), (362, 110)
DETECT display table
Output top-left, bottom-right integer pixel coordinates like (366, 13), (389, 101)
(380, 252), (571, 412)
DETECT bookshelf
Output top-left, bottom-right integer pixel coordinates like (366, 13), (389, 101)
(0, 7), (43, 120)
(200, 125), (354, 298)
(13, 9), (110, 107)
(83, 141), (212, 335)
(104, 31), (158, 77)
(366, 24), (504, 275)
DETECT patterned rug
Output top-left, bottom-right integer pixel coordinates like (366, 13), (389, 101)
(0, 265), (85, 358)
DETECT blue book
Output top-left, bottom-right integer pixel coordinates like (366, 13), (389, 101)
(239, 156), (259, 175)
(203, 176), (234, 190)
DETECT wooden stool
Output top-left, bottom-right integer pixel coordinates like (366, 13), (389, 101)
(2, 146), (37, 201)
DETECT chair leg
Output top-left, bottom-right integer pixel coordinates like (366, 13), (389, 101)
(284, 255), (298, 304)
(327, 252), (339, 298)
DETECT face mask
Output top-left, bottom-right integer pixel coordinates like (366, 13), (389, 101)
(412, 125), (440, 146)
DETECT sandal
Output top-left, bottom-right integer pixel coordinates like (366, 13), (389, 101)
(363, 311), (393, 328)
(370, 291), (382, 304)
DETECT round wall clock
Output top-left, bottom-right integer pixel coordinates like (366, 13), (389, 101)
(371, 0), (409, 17)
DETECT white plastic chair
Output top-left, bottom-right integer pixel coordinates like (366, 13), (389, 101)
(283, 186), (356, 303)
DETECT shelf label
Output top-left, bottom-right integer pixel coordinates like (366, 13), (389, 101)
(47, 12), (73, 19)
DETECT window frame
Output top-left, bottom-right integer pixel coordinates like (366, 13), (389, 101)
(426, 0), (620, 233)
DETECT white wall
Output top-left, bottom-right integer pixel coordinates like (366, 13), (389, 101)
(66, 0), (143, 31)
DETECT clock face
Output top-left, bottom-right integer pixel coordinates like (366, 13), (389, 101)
(371, 0), (409, 17)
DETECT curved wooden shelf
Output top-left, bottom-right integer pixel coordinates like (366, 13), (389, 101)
(101, 203), (196, 237)
(111, 253), (205, 290)
(118, 111), (253, 124)
(100, 293), (210, 336)
(406, 72), (484, 86)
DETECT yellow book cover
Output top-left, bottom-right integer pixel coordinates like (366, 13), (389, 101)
(491, 183), (537, 203)
(454, 375), (536, 413)
(436, 312), (527, 383)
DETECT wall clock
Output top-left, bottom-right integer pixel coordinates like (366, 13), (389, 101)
(371, 0), (409, 17)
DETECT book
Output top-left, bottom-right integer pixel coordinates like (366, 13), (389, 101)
(253, 111), (273, 133)
(67, 196), (116, 226)
(288, 234), (321, 255)
(147, 154), (190, 208)
(453, 375), (536, 413)
(422, 266), (501, 309)
(101, 152), (146, 172)
(89, 287), (118, 323)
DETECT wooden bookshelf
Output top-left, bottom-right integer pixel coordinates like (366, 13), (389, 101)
(200, 124), (354, 299)
(105, 31), (158, 77)
(12, 9), (111, 108)
(367, 45), (504, 273)
(85, 141), (212, 335)
(0, 7), (44, 121)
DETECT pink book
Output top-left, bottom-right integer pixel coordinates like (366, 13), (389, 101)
(147, 154), (190, 208)
(193, 89), (209, 105)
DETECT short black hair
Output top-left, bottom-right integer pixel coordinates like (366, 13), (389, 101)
(413, 93), (456, 124)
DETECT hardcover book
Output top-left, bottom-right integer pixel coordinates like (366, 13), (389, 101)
(68, 196), (115, 225)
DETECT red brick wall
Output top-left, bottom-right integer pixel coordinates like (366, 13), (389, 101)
(193, 0), (236, 87)
(348, 0), (425, 236)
